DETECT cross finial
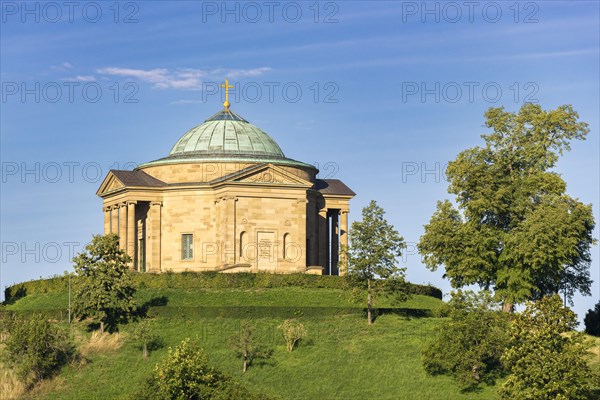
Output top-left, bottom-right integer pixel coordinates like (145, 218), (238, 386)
(219, 79), (234, 109)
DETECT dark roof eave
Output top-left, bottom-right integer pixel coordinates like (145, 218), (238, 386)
(312, 179), (356, 197)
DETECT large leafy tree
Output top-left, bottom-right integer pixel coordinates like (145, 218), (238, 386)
(73, 234), (136, 332)
(346, 200), (406, 325)
(418, 104), (595, 310)
(422, 291), (509, 390)
(499, 295), (598, 399)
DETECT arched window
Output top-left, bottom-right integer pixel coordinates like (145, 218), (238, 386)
(283, 233), (290, 259)
(240, 231), (247, 261)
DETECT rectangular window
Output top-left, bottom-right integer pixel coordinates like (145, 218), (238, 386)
(181, 234), (193, 260)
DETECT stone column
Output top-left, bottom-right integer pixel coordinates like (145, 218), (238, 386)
(148, 201), (162, 272)
(119, 203), (128, 251)
(103, 206), (111, 235)
(340, 210), (349, 276)
(214, 197), (221, 266)
(127, 201), (137, 270)
(297, 198), (307, 270)
(224, 197), (236, 265)
(331, 210), (339, 275)
(318, 209), (328, 272)
(111, 205), (119, 234)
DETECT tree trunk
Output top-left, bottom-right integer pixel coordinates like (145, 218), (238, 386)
(367, 278), (372, 325)
(502, 302), (513, 313)
(143, 343), (148, 359)
(100, 321), (105, 333)
(243, 351), (247, 373)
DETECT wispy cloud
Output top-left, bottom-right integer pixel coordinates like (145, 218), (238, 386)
(96, 67), (272, 90)
(63, 75), (96, 82)
(50, 62), (73, 71)
(284, 47), (599, 74)
(170, 99), (203, 105)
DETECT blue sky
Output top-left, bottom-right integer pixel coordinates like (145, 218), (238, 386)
(1, 1), (598, 324)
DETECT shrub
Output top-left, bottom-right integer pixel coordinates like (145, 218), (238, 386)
(499, 295), (599, 399)
(584, 300), (600, 337)
(132, 338), (273, 399)
(278, 319), (307, 352)
(4, 315), (75, 386)
(152, 338), (225, 399)
(422, 291), (509, 389)
(407, 283), (443, 300)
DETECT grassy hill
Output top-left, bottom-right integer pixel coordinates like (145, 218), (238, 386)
(0, 273), (578, 400)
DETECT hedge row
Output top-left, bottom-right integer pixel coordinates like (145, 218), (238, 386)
(1, 306), (433, 322)
(4, 272), (442, 303)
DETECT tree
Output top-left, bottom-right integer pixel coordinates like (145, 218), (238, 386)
(346, 200), (406, 325)
(278, 319), (306, 352)
(130, 319), (163, 358)
(229, 321), (272, 373)
(422, 291), (509, 390)
(584, 300), (600, 337)
(499, 295), (598, 399)
(418, 104), (595, 311)
(72, 234), (136, 332)
(4, 315), (75, 386)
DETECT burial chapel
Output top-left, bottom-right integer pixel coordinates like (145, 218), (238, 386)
(97, 80), (355, 275)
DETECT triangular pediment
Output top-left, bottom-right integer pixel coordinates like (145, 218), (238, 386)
(96, 172), (125, 196)
(211, 163), (312, 187)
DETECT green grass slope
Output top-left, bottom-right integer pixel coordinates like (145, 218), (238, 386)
(3, 284), (500, 400)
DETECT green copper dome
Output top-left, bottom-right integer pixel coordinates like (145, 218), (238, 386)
(138, 108), (315, 170)
(169, 109), (285, 158)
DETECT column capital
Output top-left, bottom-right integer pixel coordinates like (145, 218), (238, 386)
(103, 206), (112, 212)
(127, 201), (138, 206)
(150, 201), (162, 207)
(340, 209), (349, 215)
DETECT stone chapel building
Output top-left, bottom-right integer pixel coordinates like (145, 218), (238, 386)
(97, 85), (355, 275)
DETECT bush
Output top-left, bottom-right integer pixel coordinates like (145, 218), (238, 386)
(407, 283), (443, 300)
(152, 338), (225, 399)
(422, 291), (509, 390)
(278, 319), (307, 352)
(133, 338), (273, 400)
(4, 315), (75, 386)
(584, 300), (600, 337)
(499, 295), (599, 400)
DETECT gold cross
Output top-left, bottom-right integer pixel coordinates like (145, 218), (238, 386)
(219, 79), (234, 109)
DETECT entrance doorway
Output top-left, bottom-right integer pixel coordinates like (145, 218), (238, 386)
(256, 231), (276, 271)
